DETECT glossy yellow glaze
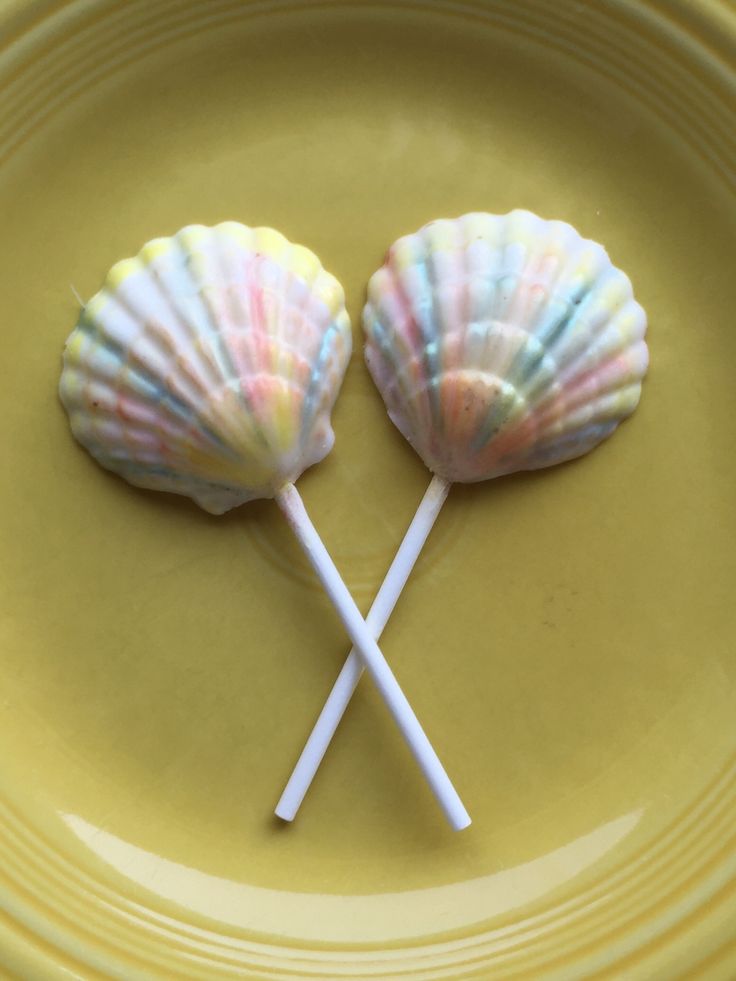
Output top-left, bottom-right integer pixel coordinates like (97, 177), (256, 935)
(0, 1), (734, 978)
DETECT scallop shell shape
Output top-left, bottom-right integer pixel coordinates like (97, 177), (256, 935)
(363, 211), (648, 484)
(60, 223), (352, 514)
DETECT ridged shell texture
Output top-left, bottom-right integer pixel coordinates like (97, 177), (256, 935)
(364, 211), (648, 483)
(60, 223), (352, 514)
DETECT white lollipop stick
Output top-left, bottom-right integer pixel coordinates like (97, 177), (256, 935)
(275, 480), (469, 831)
(275, 474), (450, 822)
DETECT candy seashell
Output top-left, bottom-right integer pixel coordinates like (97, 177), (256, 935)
(60, 223), (352, 514)
(363, 210), (648, 483)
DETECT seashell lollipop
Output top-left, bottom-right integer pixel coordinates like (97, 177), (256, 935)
(277, 210), (648, 820)
(60, 222), (470, 831)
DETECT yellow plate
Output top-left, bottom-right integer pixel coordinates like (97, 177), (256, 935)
(1, 1), (734, 978)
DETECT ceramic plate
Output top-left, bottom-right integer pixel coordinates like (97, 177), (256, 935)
(0, 1), (734, 978)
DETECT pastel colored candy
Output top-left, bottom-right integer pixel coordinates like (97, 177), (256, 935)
(363, 210), (648, 483)
(60, 223), (352, 513)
